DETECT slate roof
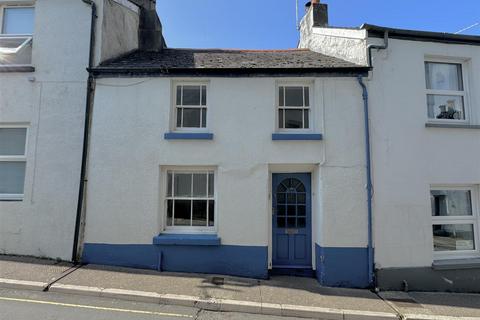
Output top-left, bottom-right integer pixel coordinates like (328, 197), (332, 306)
(92, 48), (369, 76)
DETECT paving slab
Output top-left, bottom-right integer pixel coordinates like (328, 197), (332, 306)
(379, 292), (433, 316)
(57, 265), (223, 298)
(409, 292), (480, 318)
(0, 255), (73, 283)
(57, 265), (394, 315)
(261, 276), (394, 313)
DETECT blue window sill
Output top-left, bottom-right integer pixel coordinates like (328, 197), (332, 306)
(153, 234), (221, 246)
(272, 133), (323, 141)
(164, 132), (214, 140)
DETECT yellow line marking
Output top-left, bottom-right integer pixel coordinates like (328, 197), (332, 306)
(0, 296), (194, 318)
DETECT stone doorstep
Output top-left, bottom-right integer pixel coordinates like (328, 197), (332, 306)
(0, 279), (402, 320)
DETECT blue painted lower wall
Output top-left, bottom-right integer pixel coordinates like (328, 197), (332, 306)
(82, 243), (269, 279)
(82, 243), (368, 286)
(315, 244), (369, 288)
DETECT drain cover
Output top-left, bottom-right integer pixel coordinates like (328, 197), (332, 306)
(211, 277), (225, 285)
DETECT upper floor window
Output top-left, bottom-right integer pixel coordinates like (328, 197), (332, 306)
(0, 6), (34, 66)
(165, 170), (215, 231)
(431, 187), (479, 259)
(175, 84), (208, 130)
(0, 126), (28, 201)
(425, 61), (466, 121)
(278, 85), (311, 130)
(2, 7), (35, 35)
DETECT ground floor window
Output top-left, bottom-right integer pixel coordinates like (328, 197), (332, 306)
(431, 186), (479, 259)
(0, 126), (27, 200)
(166, 170), (215, 230)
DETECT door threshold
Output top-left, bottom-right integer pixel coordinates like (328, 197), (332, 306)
(270, 267), (315, 278)
(272, 265), (312, 269)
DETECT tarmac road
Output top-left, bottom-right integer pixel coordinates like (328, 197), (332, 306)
(0, 288), (308, 320)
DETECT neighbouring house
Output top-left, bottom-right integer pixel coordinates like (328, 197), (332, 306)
(300, 1), (480, 291)
(0, 0), (160, 260)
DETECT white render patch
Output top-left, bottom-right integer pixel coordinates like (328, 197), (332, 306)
(111, 0), (140, 14)
(299, 6), (368, 66)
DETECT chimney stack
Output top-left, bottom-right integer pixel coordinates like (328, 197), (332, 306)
(305, 0), (328, 27)
(130, 0), (166, 51)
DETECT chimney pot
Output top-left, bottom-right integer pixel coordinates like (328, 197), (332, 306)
(306, 1), (328, 27)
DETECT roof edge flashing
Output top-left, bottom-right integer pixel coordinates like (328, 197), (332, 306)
(312, 27), (367, 40)
(362, 24), (480, 46)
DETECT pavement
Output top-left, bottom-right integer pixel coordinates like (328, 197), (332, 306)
(0, 255), (479, 320)
(0, 287), (313, 320)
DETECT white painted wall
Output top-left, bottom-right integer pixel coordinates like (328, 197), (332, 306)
(0, 0), (141, 260)
(83, 76), (367, 266)
(0, 0), (92, 260)
(368, 39), (480, 268)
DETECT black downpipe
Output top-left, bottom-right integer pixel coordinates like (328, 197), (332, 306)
(367, 31), (389, 67)
(72, 0), (97, 262)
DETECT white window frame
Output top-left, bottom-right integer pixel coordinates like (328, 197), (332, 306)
(276, 82), (313, 133)
(0, 124), (28, 201)
(0, 5), (34, 61)
(163, 167), (217, 234)
(172, 81), (209, 133)
(424, 58), (470, 124)
(0, 5), (35, 35)
(430, 185), (480, 260)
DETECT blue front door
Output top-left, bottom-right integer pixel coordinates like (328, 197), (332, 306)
(272, 173), (312, 269)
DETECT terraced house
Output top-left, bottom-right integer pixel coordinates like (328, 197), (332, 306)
(1, 0), (480, 292)
(0, 0), (162, 260)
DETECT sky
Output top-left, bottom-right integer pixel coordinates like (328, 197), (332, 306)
(156, 0), (480, 49)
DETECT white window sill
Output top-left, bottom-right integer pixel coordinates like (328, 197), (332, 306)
(0, 196), (24, 201)
(432, 258), (480, 270)
(0, 65), (34, 72)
